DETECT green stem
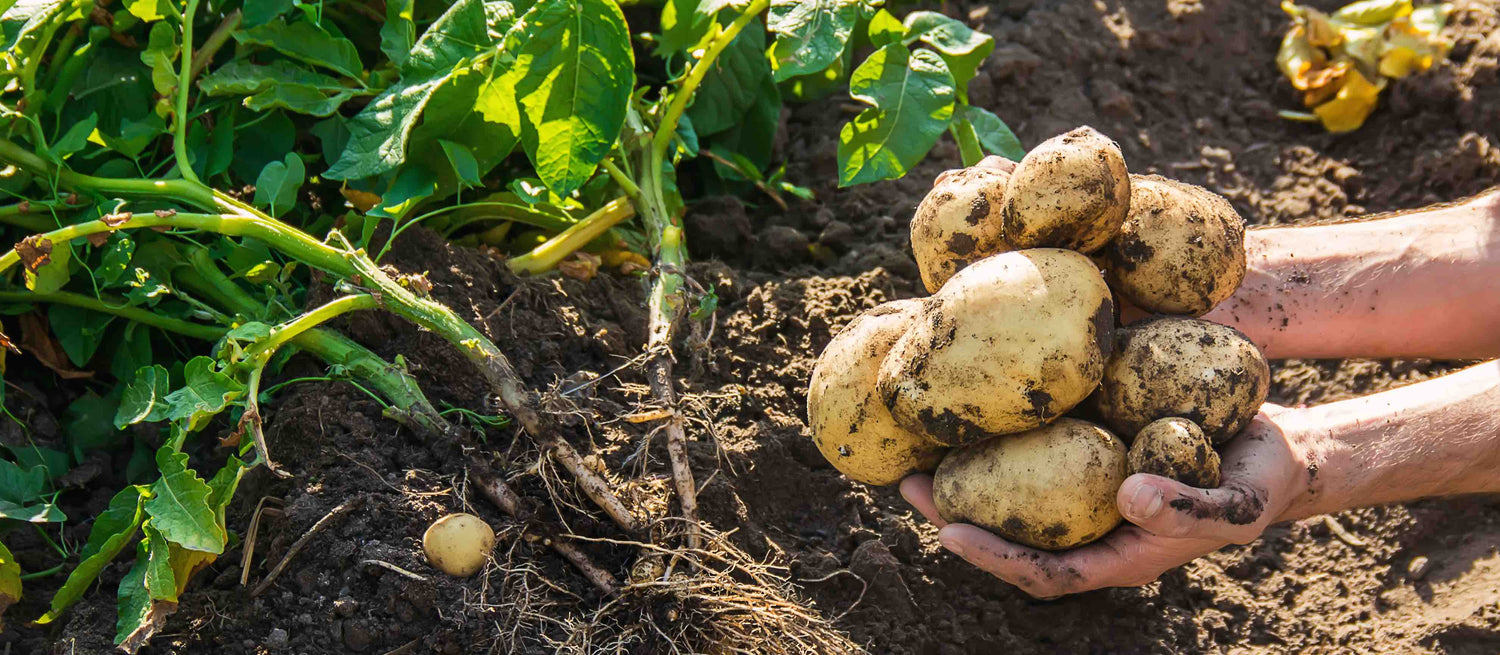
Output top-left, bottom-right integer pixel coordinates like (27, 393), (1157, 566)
(432, 201), (580, 240)
(0, 290), (226, 341)
(0, 201), (73, 233)
(190, 10), (241, 80)
(243, 295), (378, 364)
(20, 562), (66, 581)
(950, 119), (984, 167)
(20, 18), (65, 108)
(599, 159), (642, 203)
(507, 196), (634, 275)
(40, 24), (82, 91)
(175, 0), (204, 184)
(0, 138), (216, 207)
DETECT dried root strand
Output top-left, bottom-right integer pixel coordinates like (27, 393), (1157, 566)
(648, 354), (701, 550)
(474, 467), (621, 596)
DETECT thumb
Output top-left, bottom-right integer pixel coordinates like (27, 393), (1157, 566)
(1117, 474), (1270, 544)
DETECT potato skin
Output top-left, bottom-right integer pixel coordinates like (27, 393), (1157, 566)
(933, 419), (1127, 550)
(1001, 126), (1130, 254)
(807, 299), (947, 485)
(910, 167), (1011, 293)
(1129, 418), (1221, 488)
(878, 249), (1114, 446)
(1103, 174), (1247, 316)
(1093, 317), (1270, 444)
(423, 513), (496, 577)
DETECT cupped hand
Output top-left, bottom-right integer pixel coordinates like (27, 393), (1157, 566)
(900, 406), (1309, 598)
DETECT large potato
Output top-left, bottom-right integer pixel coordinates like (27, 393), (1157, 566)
(807, 299), (947, 485)
(910, 167), (1011, 293)
(1001, 126), (1130, 253)
(1128, 417), (1221, 488)
(1093, 317), (1270, 444)
(933, 419), (1127, 550)
(878, 249), (1113, 446)
(1102, 174), (1247, 316)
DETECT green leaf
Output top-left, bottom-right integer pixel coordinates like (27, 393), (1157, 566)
(113, 540), (150, 645)
(163, 357), (245, 431)
(410, 66), (518, 196)
(230, 110), (295, 182)
(902, 11), (993, 98)
(310, 116), (349, 165)
(139, 21), (179, 95)
(657, 0), (710, 55)
(5, 445), (67, 482)
(768, 0), (861, 82)
(0, 539), (19, 630)
(708, 57), (780, 171)
(506, 0), (634, 195)
(98, 235), (135, 286)
(685, 17), (770, 137)
(205, 457), (245, 526)
(439, 140), (481, 189)
(252, 153), (305, 217)
(837, 43), (956, 187)
(142, 522), (176, 601)
(24, 238), (70, 294)
(957, 105), (1024, 161)
(2, 0), (87, 51)
(867, 8), (905, 47)
(370, 166), (437, 219)
(380, 0), (416, 68)
(0, 459), (63, 523)
(37, 486), (146, 625)
(49, 113), (98, 161)
(235, 18), (363, 79)
(116, 364), (171, 428)
(124, 0), (168, 22)
(241, 0), (293, 27)
(145, 447), (225, 553)
(200, 60), (360, 117)
(110, 322), (153, 382)
(49, 304), (114, 367)
(203, 108), (236, 178)
(63, 388), (123, 458)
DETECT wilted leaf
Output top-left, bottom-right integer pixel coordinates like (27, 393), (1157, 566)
(837, 44), (956, 187)
(1332, 0), (1411, 25)
(1313, 67), (1381, 132)
(18, 312), (92, 379)
(558, 251), (601, 280)
(341, 187), (382, 212)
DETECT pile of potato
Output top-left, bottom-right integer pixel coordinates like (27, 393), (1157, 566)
(807, 127), (1270, 550)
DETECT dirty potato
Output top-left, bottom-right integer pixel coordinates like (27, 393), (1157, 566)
(932, 419), (1128, 550)
(1093, 317), (1270, 444)
(1128, 417), (1221, 488)
(1001, 126), (1130, 253)
(1102, 174), (1247, 316)
(910, 166), (1011, 293)
(807, 299), (947, 485)
(878, 249), (1114, 446)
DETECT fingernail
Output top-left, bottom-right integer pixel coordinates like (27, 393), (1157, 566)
(939, 531), (966, 559)
(1126, 483), (1163, 520)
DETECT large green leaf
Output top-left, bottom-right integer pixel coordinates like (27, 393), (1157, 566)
(902, 11), (993, 98)
(252, 153), (305, 217)
(200, 60), (361, 117)
(410, 65), (518, 197)
(504, 0), (634, 195)
(113, 540), (151, 646)
(139, 21), (178, 95)
(145, 447), (224, 554)
(36, 486), (147, 625)
(0, 539), (18, 631)
(957, 105), (1024, 161)
(241, 0), (292, 27)
(49, 303), (114, 366)
(684, 17), (768, 137)
(837, 44), (956, 187)
(116, 364), (171, 429)
(2, 0), (87, 51)
(380, 0), (416, 68)
(234, 18), (364, 79)
(767, 0), (860, 82)
(162, 356), (245, 431)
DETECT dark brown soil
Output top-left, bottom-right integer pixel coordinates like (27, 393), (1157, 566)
(11, 0), (1500, 653)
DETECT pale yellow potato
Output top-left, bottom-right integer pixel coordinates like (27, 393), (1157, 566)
(1102, 174), (1247, 316)
(877, 249), (1114, 446)
(423, 513), (496, 577)
(1093, 317), (1270, 445)
(807, 299), (947, 485)
(910, 167), (1011, 293)
(1001, 126), (1130, 253)
(933, 419), (1127, 550)
(1128, 417), (1221, 488)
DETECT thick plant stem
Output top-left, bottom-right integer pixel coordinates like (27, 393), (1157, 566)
(174, 0), (203, 184)
(0, 290), (226, 340)
(0, 200), (76, 232)
(190, 10), (241, 80)
(507, 197), (634, 274)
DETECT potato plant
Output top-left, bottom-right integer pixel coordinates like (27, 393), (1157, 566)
(0, 0), (1022, 646)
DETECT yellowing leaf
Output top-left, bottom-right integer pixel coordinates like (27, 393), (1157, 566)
(1338, 24), (1384, 71)
(1301, 61), (1351, 106)
(340, 187), (381, 212)
(1314, 68), (1381, 133)
(1305, 8), (1343, 47)
(1408, 3), (1453, 35)
(1331, 0), (1411, 25)
(1277, 26), (1324, 89)
(1378, 46), (1431, 77)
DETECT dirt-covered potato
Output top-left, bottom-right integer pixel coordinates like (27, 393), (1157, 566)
(1128, 417), (1221, 488)
(807, 299), (947, 485)
(1093, 317), (1270, 444)
(910, 167), (1011, 293)
(1102, 174), (1247, 316)
(1001, 126), (1130, 253)
(423, 513), (496, 577)
(932, 419), (1127, 550)
(878, 249), (1114, 446)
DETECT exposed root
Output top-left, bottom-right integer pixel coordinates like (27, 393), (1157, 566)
(648, 352), (701, 551)
(251, 497), (364, 596)
(541, 435), (643, 535)
(474, 466), (620, 596)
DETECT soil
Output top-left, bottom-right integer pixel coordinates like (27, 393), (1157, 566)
(10, 0), (1500, 653)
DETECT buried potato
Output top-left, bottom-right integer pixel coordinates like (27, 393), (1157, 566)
(932, 419), (1128, 550)
(1128, 417), (1221, 488)
(1093, 317), (1270, 444)
(1103, 174), (1247, 316)
(807, 299), (947, 485)
(910, 166), (1012, 293)
(1001, 126), (1130, 253)
(878, 249), (1114, 446)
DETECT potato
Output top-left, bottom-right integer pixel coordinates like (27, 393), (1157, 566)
(1102, 174), (1247, 316)
(1001, 126), (1130, 253)
(807, 299), (947, 485)
(1128, 417), (1221, 488)
(910, 167), (1012, 293)
(878, 249), (1113, 446)
(1093, 317), (1269, 444)
(423, 513), (496, 577)
(932, 419), (1127, 550)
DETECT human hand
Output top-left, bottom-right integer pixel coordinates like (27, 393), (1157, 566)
(900, 406), (1309, 597)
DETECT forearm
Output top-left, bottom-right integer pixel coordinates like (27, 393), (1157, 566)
(1277, 359), (1500, 521)
(1202, 191), (1500, 359)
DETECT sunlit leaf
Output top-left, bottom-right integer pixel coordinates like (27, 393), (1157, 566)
(145, 447), (225, 553)
(767, 0), (860, 82)
(837, 43), (956, 187)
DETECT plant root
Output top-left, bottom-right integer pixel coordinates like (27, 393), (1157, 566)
(251, 497), (364, 596)
(474, 466), (621, 596)
(647, 352), (701, 551)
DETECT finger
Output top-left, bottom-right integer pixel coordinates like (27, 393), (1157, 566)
(976, 155), (1017, 173)
(937, 524), (1146, 597)
(899, 474), (947, 528)
(1117, 473), (1269, 543)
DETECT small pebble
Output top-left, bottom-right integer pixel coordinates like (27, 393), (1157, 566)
(265, 627), (289, 649)
(1407, 555), (1432, 581)
(333, 597), (359, 618)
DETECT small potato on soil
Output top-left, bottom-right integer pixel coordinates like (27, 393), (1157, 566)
(423, 513), (496, 577)
(1102, 174), (1247, 316)
(932, 419), (1128, 550)
(1001, 126), (1130, 254)
(1093, 317), (1270, 445)
(878, 249), (1114, 446)
(1129, 417), (1221, 488)
(910, 166), (1011, 293)
(807, 299), (947, 485)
